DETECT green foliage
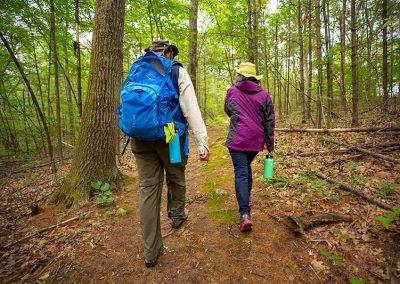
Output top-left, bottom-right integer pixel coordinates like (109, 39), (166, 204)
(91, 181), (114, 205)
(59, 235), (67, 243)
(259, 176), (288, 188)
(331, 227), (350, 240)
(58, 211), (70, 222)
(343, 162), (360, 170)
(348, 274), (365, 284)
(320, 249), (343, 266)
(374, 208), (400, 229)
(376, 182), (399, 199)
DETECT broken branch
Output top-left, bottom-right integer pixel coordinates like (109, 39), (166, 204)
(314, 171), (394, 211)
(276, 126), (400, 133)
(325, 139), (400, 164)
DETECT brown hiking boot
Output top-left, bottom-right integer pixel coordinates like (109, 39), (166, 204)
(171, 208), (188, 229)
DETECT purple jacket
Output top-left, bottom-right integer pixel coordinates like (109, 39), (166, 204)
(224, 80), (275, 152)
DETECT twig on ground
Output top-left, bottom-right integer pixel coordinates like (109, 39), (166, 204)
(228, 224), (239, 239)
(3, 211), (92, 249)
(50, 262), (62, 284)
(309, 264), (323, 284)
(250, 271), (265, 278)
(162, 229), (175, 238)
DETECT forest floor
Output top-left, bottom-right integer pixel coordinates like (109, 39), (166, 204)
(0, 116), (399, 284)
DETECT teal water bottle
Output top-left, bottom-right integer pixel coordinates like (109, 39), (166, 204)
(263, 153), (274, 179)
(169, 136), (182, 164)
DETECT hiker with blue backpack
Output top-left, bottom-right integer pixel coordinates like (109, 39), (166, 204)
(117, 40), (209, 268)
(224, 62), (275, 232)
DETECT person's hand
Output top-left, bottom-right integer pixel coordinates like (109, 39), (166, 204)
(200, 147), (210, 161)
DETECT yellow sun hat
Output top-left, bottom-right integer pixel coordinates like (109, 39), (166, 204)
(234, 62), (263, 80)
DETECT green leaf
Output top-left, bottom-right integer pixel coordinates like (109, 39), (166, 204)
(100, 183), (111, 191)
(95, 197), (115, 205)
(59, 236), (67, 243)
(331, 254), (343, 266)
(348, 274), (365, 284)
(320, 249), (331, 257)
(374, 208), (400, 229)
(91, 181), (103, 190)
(331, 227), (350, 240)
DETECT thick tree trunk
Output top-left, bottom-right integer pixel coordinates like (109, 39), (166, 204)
(50, 0), (63, 160)
(350, 0), (359, 126)
(52, 0), (124, 207)
(382, 0), (389, 112)
(297, 0), (306, 124)
(0, 32), (56, 172)
(188, 0), (198, 94)
(315, 0), (323, 128)
(74, 0), (83, 118)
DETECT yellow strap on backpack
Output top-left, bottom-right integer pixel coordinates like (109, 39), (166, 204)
(164, 123), (177, 143)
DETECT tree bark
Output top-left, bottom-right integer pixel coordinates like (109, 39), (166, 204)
(350, 0), (359, 126)
(307, 0), (312, 121)
(188, 0), (198, 95)
(382, 0), (389, 112)
(50, 0), (63, 161)
(0, 32), (56, 173)
(323, 0), (333, 128)
(52, 0), (124, 207)
(315, 0), (323, 128)
(297, 0), (306, 123)
(339, 0), (347, 112)
(74, 0), (83, 118)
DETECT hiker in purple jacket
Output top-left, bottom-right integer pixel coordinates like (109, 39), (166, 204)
(224, 62), (275, 232)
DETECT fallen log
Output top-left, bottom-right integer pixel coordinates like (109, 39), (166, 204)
(314, 171), (394, 211)
(300, 142), (400, 158)
(329, 145), (400, 164)
(3, 211), (91, 249)
(276, 126), (400, 133)
(325, 139), (400, 164)
(288, 213), (353, 235)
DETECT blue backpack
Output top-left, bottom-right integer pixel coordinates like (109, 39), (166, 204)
(117, 52), (188, 153)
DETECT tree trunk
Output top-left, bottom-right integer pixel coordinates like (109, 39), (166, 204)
(307, 0), (312, 121)
(64, 7), (75, 145)
(323, 0), (333, 128)
(339, 0), (347, 112)
(0, 32), (56, 173)
(74, 0), (83, 119)
(52, 0), (124, 208)
(50, 0), (63, 161)
(315, 0), (323, 128)
(247, 0), (254, 62)
(188, 0), (198, 95)
(350, 0), (359, 126)
(297, 0), (306, 124)
(285, 12), (291, 115)
(382, 0), (389, 112)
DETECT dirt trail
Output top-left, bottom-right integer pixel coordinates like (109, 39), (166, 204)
(1, 122), (399, 283)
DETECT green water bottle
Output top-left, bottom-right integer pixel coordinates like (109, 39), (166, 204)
(263, 153), (274, 179)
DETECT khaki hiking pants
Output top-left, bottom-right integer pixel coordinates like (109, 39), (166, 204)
(131, 136), (188, 261)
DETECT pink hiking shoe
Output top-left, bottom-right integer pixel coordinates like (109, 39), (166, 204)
(239, 213), (253, 232)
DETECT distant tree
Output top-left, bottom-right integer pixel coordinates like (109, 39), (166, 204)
(188, 0), (198, 93)
(351, 0), (359, 126)
(52, 0), (124, 207)
(315, 0), (323, 128)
